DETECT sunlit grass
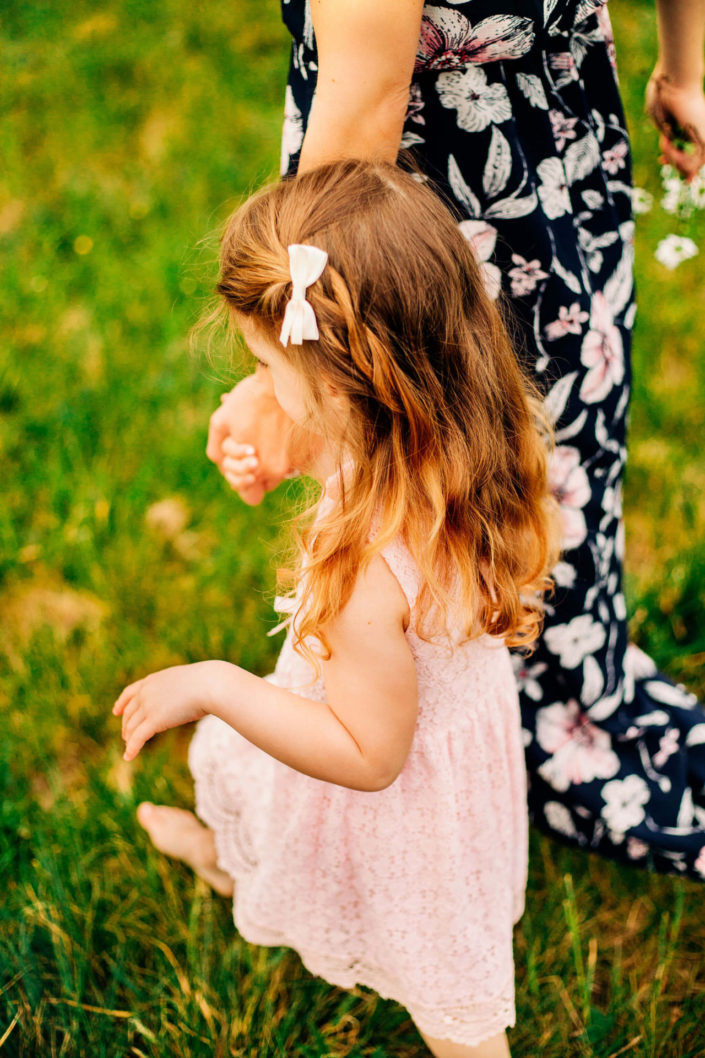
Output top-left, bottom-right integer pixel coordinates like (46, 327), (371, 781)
(1, 0), (705, 1055)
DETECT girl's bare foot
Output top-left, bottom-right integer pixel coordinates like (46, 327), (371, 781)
(136, 802), (234, 896)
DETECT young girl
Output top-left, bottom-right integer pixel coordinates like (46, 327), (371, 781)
(113, 160), (558, 1057)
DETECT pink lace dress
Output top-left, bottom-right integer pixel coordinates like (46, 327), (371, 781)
(189, 528), (528, 1045)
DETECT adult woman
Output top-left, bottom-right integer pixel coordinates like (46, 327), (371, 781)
(207, 0), (705, 879)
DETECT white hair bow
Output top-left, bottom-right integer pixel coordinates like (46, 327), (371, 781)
(279, 243), (328, 347)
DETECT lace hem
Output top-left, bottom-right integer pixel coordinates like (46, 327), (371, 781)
(234, 907), (515, 1047)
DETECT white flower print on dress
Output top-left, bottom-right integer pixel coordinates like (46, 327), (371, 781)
(458, 220), (502, 300)
(544, 613), (606, 668)
(536, 157), (571, 219)
(579, 291), (624, 403)
(544, 801), (579, 838)
(547, 446), (591, 550)
(416, 7), (535, 72)
(536, 700), (620, 792)
(280, 85), (304, 176)
(601, 775), (650, 832)
(437, 67), (512, 133)
(545, 301), (590, 340)
(550, 109), (579, 151)
(553, 561), (577, 588)
(507, 254), (549, 297)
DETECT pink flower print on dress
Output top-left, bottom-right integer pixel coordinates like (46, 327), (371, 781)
(602, 140), (628, 175)
(548, 445), (591, 550)
(545, 302), (590, 341)
(507, 254), (549, 297)
(579, 292), (624, 404)
(514, 660), (548, 702)
(416, 7), (535, 72)
(406, 83), (426, 126)
(549, 109), (579, 152)
(536, 700), (620, 792)
(653, 728), (680, 770)
(458, 219), (502, 300)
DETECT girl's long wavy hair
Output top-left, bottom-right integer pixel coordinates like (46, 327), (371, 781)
(216, 159), (559, 664)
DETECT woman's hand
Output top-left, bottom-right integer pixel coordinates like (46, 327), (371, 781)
(113, 661), (225, 761)
(646, 70), (705, 180)
(206, 371), (297, 505)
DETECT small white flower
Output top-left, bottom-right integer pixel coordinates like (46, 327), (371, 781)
(601, 775), (650, 831)
(552, 561), (577, 588)
(437, 66), (512, 133)
(654, 234), (698, 270)
(544, 613), (606, 668)
(544, 801), (578, 838)
(536, 157), (571, 219)
(631, 187), (653, 214)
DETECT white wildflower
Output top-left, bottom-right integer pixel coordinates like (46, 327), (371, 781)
(654, 234), (699, 270)
(631, 187), (653, 214)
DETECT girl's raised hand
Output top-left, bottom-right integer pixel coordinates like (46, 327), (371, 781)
(113, 661), (221, 761)
(222, 438), (260, 492)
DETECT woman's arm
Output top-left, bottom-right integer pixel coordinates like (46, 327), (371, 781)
(116, 555), (418, 792)
(298, 0), (425, 172)
(646, 0), (705, 178)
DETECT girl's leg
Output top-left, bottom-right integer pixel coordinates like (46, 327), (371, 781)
(136, 802), (234, 896)
(419, 1030), (511, 1058)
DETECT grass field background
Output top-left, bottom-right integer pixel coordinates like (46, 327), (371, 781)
(1, 1), (705, 1055)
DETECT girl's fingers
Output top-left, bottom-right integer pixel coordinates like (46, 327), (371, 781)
(223, 455), (258, 473)
(225, 472), (257, 489)
(122, 699), (143, 742)
(123, 719), (154, 762)
(222, 439), (257, 458)
(113, 679), (143, 716)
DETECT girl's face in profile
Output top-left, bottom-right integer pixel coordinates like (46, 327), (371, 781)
(238, 314), (314, 428)
(238, 315), (345, 440)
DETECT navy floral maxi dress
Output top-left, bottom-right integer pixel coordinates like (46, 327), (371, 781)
(279, 0), (705, 879)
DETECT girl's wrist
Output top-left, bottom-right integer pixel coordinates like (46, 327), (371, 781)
(203, 659), (243, 719)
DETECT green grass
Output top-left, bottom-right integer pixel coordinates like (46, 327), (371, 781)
(1, 1), (705, 1055)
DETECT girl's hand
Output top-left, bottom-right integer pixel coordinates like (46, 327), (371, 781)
(205, 372), (297, 506)
(222, 439), (260, 493)
(645, 70), (705, 181)
(113, 661), (223, 761)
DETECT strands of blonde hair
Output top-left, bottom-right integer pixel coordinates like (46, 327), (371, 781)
(215, 159), (560, 665)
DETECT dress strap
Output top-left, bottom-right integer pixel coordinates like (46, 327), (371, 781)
(377, 537), (421, 614)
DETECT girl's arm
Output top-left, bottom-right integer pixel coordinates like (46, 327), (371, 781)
(646, 0), (705, 178)
(115, 555), (418, 792)
(298, 0), (425, 172)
